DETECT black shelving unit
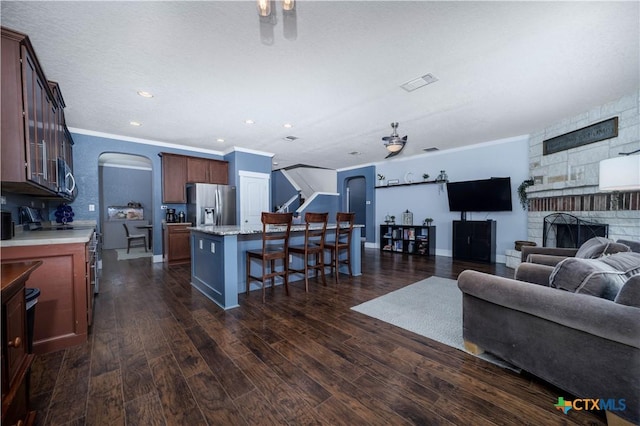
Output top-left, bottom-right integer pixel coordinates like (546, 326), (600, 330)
(452, 220), (496, 263)
(380, 224), (436, 256)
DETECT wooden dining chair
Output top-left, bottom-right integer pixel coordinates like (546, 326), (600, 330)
(246, 212), (293, 303)
(288, 212), (329, 292)
(325, 212), (355, 283)
(123, 223), (147, 253)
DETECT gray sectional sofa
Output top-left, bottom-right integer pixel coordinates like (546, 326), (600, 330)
(458, 239), (640, 425)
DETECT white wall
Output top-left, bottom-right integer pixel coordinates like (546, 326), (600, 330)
(285, 167), (337, 199)
(375, 135), (530, 263)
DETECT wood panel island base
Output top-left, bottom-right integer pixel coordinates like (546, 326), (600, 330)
(190, 224), (362, 309)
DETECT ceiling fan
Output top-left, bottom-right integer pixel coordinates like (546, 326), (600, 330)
(382, 122), (408, 158)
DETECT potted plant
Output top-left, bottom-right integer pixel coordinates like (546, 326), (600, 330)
(517, 178), (535, 210)
(423, 217), (434, 226)
(389, 215), (396, 224)
(377, 173), (385, 186)
(422, 173), (430, 181)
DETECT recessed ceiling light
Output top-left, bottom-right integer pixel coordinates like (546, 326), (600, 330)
(422, 147), (439, 152)
(129, 121), (142, 126)
(349, 151), (362, 155)
(283, 123), (293, 128)
(283, 136), (298, 141)
(216, 138), (225, 143)
(245, 119), (255, 125)
(137, 90), (153, 98)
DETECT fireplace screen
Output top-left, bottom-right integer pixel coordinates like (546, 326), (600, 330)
(543, 213), (608, 248)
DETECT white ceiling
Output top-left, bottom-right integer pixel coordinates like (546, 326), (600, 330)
(2, 1), (638, 170)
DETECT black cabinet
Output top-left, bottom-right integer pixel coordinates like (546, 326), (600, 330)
(452, 220), (496, 263)
(380, 224), (436, 256)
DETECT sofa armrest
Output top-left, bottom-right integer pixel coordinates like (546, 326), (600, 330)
(457, 269), (640, 348)
(520, 246), (578, 262)
(617, 239), (640, 253)
(514, 263), (554, 285)
(524, 254), (568, 267)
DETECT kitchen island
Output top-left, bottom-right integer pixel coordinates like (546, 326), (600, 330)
(190, 224), (362, 309)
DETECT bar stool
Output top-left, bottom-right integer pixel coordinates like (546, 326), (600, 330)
(288, 212), (329, 292)
(246, 212), (293, 303)
(325, 212), (355, 283)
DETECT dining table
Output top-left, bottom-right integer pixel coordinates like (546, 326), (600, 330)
(136, 224), (153, 250)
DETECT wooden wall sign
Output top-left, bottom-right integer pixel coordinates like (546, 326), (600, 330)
(543, 117), (618, 155)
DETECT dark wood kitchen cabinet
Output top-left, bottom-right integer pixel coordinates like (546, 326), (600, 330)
(186, 157), (229, 184)
(1, 27), (72, 198)
(161, 153), (188, 203)
(452, 220), (496, 263)
(1, 261), (42, 426)
(1, 239), (92, 355)
(162, 153), (229, 202)
(186, 157), (209, 183)
(207, 159), (229, 184)
(163, 223), (192, 266)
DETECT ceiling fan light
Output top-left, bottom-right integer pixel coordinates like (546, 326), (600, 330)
(257, 0), (271, 17)
(385, 141), (404, 153)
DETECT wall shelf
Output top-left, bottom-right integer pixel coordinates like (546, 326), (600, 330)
(375, 180), (443, 189)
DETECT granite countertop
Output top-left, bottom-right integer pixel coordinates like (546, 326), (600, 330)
(0, 221), (96, 247)
(190, 223), (363, 236)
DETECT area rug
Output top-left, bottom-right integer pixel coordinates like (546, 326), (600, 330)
(115, 248), (153, 261)
(351, 276), (519, 371)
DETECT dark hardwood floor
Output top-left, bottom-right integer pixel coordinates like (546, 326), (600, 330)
(30, 248), (606, 425)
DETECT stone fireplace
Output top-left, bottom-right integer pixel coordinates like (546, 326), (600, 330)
(524, 91), (640, 248)
(542, 213), (608, 248)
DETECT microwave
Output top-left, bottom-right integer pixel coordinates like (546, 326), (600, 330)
(57, 158), (77, 199)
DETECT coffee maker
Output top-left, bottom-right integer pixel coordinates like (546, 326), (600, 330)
(165, 208), (177, 223)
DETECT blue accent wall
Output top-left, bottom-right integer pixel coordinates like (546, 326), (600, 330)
(297, 194), (339, 220)
(272, 170), (299, 212)
(225, 150), (273, 215)
(70, 132), (269, 254)
(337, 165), (376, 242)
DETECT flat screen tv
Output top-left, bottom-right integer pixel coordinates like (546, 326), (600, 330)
(446, 177), (513, 212)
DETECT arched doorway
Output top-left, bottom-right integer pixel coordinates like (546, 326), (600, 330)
(98, 153), (153, 256)
(346, 176), (366, 240)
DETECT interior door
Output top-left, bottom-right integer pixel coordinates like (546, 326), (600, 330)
(239, 171), (270, 226)
(347, 176), (366, 237)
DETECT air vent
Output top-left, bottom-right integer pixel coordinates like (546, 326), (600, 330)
(283, 136), (299, 141)
(422, 147), (439, 152)
(401, 74), (438, 92)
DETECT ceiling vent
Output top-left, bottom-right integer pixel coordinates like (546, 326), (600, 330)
(423, 147), (439, 152)
(283, 136), (299, 141)
(400, 74), (438, 92)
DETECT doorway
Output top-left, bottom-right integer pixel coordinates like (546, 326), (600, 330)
(346, 176), (366, 239)
(239, 171), (270, 226)
(98, 153), (153, 252)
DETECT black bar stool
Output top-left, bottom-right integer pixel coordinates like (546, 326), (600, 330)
(288, 212), (329, 292)
(246, 212), (293, 303)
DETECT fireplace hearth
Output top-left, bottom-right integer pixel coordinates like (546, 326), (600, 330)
(543, 213), (608, 248)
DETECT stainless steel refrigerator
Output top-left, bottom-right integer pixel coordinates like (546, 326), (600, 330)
(187, 183), (237, 226)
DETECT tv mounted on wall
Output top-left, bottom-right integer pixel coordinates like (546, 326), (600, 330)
(446, 177), (513, 213)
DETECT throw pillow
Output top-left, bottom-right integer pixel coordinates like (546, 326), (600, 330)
(614, 276), (640, 308)
(575, 237), (631, 259)
(549, 257), (628, 300)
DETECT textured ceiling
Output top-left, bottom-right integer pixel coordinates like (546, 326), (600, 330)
(2, 1), (638, 170)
